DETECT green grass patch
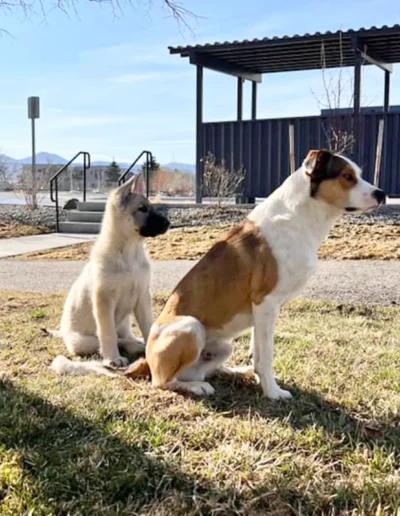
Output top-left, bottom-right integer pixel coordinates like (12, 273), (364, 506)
(0, 291), (399, 514)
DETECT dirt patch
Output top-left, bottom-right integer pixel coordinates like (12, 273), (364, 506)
(0, 220), (51, 239)
(11, 221), (400, 261)
(320, 222), (400, 260)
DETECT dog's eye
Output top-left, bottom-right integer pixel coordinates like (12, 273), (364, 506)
(138, 205), (148, 213)
(343, 173), (354, 182)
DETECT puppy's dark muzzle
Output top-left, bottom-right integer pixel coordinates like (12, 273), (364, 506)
(140, 213), (170, 237)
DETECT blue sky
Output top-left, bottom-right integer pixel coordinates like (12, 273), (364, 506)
(1, 0), (399, 164)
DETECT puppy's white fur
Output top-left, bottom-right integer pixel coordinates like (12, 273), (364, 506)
(51, 174), (169, 374)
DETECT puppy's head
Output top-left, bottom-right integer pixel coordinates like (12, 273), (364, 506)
(303, 149), (386, 213)
(110, 174), (170, 238)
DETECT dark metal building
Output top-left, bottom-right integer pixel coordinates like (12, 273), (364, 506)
(170, 25), (400, 201)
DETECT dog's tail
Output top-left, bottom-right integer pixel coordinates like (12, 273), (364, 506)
(51, 355), (118, 377)
(42, 328), (62, 338)
(124, 357), (151, 379)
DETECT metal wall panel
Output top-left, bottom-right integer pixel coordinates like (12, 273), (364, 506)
(202, 113), (400, 197)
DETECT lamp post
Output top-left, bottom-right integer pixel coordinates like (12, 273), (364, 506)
(27, 96), (40, 208)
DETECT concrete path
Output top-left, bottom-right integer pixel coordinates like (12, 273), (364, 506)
(0, 233), (96, 259)
(0, 259), (399, 306)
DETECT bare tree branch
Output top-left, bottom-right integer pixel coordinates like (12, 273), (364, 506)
(202, 153), (245, 206)
(310, 33), (363, 154)
(0, 0), (197, 31)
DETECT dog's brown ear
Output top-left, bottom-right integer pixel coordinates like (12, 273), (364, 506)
(303, 149), (332, 176)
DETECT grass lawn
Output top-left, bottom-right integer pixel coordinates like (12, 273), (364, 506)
(1, 290), (400, 514)
(11, 221), (400, 261)
(0, 221), (50, 239)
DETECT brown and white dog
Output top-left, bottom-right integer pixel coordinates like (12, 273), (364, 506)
(127, 150), (385, 399)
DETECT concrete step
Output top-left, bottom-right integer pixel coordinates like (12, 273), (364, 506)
(77, 201), (106, 212)
(67, 210), (104, 223)
(59, 221), (101, 234)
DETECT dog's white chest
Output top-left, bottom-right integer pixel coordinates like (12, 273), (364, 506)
(114, 259), (150, 322)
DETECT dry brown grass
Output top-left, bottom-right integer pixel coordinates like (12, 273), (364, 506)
(12, 221), (400, 262)
(0, 220), (50, 239)
(1, 290), (400, 514)
(320, 222), (400, 260)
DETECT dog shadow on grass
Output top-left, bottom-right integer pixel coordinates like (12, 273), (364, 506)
(0, 379), (237, 515)
(205, 372), (398, 449)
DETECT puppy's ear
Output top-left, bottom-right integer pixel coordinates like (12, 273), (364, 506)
(116, 175), (135, 207)
(131, 173), (145, 195)
(303, 149), (332, 176)
(116, 173), (145, 207)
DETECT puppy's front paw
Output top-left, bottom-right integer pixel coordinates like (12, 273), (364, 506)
(103, 356), (129, 368)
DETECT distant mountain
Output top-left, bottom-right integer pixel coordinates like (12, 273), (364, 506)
(2, 153), (195, 172)
(18, 152), (68, 165)
(91, 160), (132, 168)
(0, 154), (18, 163)
(162, 162), (195, 173)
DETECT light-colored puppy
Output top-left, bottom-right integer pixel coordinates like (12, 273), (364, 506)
(50, 174), (170, 374)
(126, 150), (385, 399)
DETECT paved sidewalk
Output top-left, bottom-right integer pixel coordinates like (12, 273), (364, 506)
(1, 259), (399, 306)
(0, 233), (96, 259)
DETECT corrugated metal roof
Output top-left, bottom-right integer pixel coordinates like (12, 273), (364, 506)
(169, 25), (400, 74)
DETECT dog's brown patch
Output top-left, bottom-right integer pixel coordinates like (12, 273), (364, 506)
(147, 330), (200, 387)
(158, 219), (278, 330)
(306, 150), (358, 206)
(316, 165), (358, 206)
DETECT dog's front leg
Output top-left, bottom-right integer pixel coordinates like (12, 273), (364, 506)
(134, 287), (153, 343)
(252, 302), (292, 400)
(93, 290), (128, 368)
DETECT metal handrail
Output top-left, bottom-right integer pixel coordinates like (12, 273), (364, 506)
(49, 151), (91, 232)
(118, 150), (153, 197)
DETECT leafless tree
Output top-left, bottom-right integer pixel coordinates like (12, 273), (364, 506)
(0, 0), (196, 33)
(311, 33), (359, 153)
(0, 154), (11, 184)
(16, 162), (56, 208)
(202, 152), (245, 206)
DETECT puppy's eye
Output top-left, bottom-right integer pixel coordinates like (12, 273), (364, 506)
(343, 173), (354, 182)
(138, 205), (148, 213)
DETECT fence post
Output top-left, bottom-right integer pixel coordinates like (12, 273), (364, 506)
(374, 118), (385, 187)
(289, 123), (295, 174)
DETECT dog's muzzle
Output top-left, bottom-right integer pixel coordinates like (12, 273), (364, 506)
(140, 212), (170, 237)
(372, 188), (386, 205)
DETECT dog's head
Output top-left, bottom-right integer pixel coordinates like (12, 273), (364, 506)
(303, 149), (386, 213)
(110, 174), (170, 237)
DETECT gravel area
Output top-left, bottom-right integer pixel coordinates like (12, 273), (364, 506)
(0, 204), (64, 229)
(1, 203), (400, 231)
(1, 259), (399, 306)
(159, 204), (400, 227)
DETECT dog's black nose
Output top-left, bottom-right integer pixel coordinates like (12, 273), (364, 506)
(372, 189), (386, 204)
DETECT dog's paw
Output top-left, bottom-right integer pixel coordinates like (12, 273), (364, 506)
(103, 356), (129, 368)
(187, 381), (215, 397)
(264, 386), (293, 401)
